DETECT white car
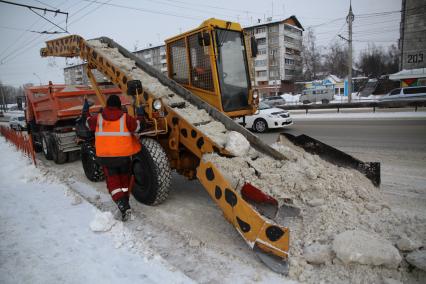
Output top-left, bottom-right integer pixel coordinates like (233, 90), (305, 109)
(379, 86), (426, 101)
(236, 102), (293, 133)
(9, 116), (27, 131)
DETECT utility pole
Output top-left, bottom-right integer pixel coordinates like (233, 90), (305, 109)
(347, 1), (354, 103)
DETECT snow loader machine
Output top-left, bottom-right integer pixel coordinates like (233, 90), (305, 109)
(40, 18), (380, 274)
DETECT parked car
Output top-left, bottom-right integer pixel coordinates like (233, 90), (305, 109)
(9, 116), (26, 131)
(262, 95), (286, 107)
(299, 87), (334, 104)
(235, 101), (293, 133)
(379, 86), (426, 101)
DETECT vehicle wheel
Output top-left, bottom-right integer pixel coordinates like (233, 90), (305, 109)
(321, 99), (330, 104)
(132, 138), (171, 205)
(81, 143), (104, 182)
(252, 118), (268, 133)
(303, 100), (310, 104)
(49, 135), (67, 164)
(41, 133), (53, 160)
(16, 125), (22, 131)
(32, 137), (42, 153)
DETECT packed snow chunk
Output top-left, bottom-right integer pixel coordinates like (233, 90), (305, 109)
(332, 230), (402, 268)
(303, 244), (334, 264)
(90, 211), (116, 232)
(396, 236), (421, 252)
(225, 131), (250, 157)
(406, 250), (426, 271)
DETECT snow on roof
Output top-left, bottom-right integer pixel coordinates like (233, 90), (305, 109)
(389, 68), (426, 80)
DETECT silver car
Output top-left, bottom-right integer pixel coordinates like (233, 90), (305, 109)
(9, 116), (26, 131)
(379, 86), (426, 101)
(262, 96), (286, 107)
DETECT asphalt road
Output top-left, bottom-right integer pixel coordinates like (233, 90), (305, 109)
(258, 118), (426, 211)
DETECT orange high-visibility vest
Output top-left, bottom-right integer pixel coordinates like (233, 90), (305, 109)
(95, 113), (141, 157)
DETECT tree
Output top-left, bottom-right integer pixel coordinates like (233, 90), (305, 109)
(357, 44), (399, 77)
(322, 41), (348, 78)
(0, 82), (25, 111)
(302, 28), (322, 80)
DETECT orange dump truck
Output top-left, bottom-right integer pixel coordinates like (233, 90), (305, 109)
(25, 82), (124, 164)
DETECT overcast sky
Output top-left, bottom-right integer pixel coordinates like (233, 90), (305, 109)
(0, 0), (401, 87)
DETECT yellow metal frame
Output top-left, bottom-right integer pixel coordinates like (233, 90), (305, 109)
(165, 18), (257, 117)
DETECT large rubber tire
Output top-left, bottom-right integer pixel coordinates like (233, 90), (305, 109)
(41, 133), (53, 160)
(49, 135), (67, 164)
(252, 118), (268, 133)
(132, 138), (171, 205)
(81, 143), (105, 182)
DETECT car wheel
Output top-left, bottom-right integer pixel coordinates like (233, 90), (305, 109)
(16, 125), (22, 131)
(253, 118), (268, 133)
(321, 99), (330, 104)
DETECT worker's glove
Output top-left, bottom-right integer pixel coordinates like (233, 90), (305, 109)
(82, 99), (90, 114)
(136, 106), (145, 116)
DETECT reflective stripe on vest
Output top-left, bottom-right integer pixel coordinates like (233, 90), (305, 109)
(95, 115), (131, 137)
(95, 113), (141, 157)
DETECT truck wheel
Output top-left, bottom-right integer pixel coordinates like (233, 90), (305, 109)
(132, 138), (171, 205)
(41, 134), (53, 160)
(81, 143), (105, 182)
(252, 118), (268, 133)
(50, 135), (67, 164)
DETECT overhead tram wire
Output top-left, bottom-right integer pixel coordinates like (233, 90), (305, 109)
(0, 0), (95, 64)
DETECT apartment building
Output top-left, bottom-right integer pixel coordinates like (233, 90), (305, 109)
(134, 44), (167, 74)
(399, 0), (426, 70)
(244, 15), (304, 96)
(63, 63), (107, 85)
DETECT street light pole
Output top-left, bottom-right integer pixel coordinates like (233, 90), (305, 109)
(346, 1), (354, 103)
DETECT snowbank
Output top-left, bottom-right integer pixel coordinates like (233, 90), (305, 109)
(0, 138), (193, 284)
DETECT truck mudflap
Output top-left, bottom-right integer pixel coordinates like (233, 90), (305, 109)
(197, 160), (290, 274)
(280, 132), (381, 187)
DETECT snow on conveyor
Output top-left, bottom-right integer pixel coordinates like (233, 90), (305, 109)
(0, 138), (193, 284)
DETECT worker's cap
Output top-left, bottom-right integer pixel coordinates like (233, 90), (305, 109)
(106, 94), (122, 108)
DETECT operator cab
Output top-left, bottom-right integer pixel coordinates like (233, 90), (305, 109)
(165, 18), (258, 117)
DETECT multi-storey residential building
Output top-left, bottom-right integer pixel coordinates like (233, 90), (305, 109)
(134, 44), (167, 74)
(244, 16), (304, 97)
(399, 0), (426, 70)
(63, 63), (107, 85)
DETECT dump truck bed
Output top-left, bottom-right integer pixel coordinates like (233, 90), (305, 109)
(25, 84), (124, 125)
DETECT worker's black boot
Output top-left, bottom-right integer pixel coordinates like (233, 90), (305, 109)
(116, 197), (131, 221)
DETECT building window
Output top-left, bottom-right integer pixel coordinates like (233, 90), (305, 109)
(258, 48), (267, 55)
(270, 58), (278, 66)
(256, 70), (267, 77)
(269, 37), (278, 44)
(270, 48), (278, 56)
(255, 59), (267, 66)
(270, 70), (279, 77)
(285, 58), (295, 65)
(257, 38), (266, 45)
(268, 25), (278, 33)
(256, 27), (266, 34)
(284, 36), (294, 43)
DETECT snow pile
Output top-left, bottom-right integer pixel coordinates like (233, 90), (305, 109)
(225, 131), (250, 157)
(90, 210), (116, 232)
(202, 137), (426, 283)
(0, 138), (194, 283)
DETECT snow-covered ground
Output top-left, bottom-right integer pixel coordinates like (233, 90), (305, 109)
(0, 138), (194, 284)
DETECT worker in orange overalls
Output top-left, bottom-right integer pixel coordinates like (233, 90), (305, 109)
(83, 94), (142, 221)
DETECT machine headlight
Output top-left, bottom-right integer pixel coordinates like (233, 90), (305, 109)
(153, 99), (162, 110)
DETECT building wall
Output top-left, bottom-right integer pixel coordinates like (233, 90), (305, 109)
(400, 0), (426, 70)
(244, 17), (303, 97)
(134, 45), (167, 74)
(63, 64), (106, 86)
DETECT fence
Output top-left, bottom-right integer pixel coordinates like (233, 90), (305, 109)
(0, 125), (37, 166)
(279, 100), (426, 114)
